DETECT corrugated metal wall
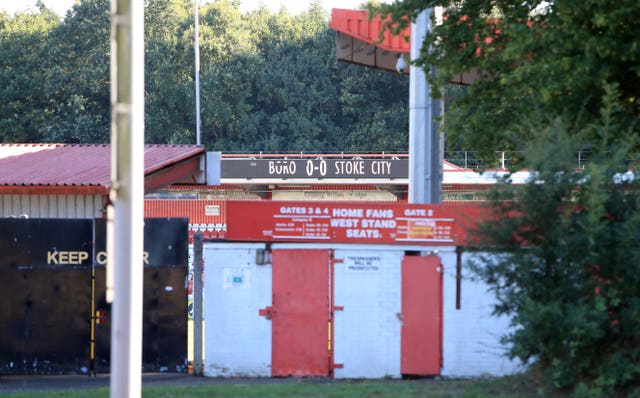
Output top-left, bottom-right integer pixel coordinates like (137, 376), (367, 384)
(0, 195), (104, 219)
(145, 199), (227, 240)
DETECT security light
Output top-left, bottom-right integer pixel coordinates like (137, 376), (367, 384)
(395, 54), (407, 73)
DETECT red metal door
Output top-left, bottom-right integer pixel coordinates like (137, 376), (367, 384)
(401, 255), (442, 375)
(271, 249), (330, 377)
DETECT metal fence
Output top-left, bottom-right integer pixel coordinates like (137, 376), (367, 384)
(221, 151), (592, 170)
(444, 151), (591, 170)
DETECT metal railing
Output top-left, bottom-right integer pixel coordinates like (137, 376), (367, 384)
(221, 151), (593, 170)
(444, 151), (591, 170)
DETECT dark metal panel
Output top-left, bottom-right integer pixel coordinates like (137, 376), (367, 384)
(91, 266), (189, 373)
(94, 218), (189, 267)
(0, 219), (93, 267)
(0, 267), (92, 375)
(92, 218), (189, 372)
(0, 218), (189, 375)
(0, 219), (93, 374)
(142, 267), (189, 372)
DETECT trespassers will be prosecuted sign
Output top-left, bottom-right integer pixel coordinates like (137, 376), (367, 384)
(225, 201), (481, 245)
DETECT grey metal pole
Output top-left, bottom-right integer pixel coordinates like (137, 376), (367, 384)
(194, 0), (202, 146)
(408, 9), (442, 204)
(193, 233), (204, 376)
(109, 0), (145, 396)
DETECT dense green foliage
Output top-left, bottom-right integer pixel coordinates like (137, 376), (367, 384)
(0, 0), (409, 152)
(371, 0), (640, 165)
(372, 1), (640, 396)
(470, 105), (640, 397)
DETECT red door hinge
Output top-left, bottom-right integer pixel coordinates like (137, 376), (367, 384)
(259, 306), (273, 320)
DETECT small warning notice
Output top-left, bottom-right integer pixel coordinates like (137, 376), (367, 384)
(222, 267), (251, 290)
(345, 255), (381, 271)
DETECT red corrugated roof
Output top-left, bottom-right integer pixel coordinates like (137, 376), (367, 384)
(0, 144), (204, 194)
(330, 9), (483, 84)
(330, 9), (411, 53)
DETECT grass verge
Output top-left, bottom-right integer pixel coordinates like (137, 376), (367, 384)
(1, 374), (556, 398)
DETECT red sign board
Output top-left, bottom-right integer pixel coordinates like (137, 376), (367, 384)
(226, 201), (483, 245)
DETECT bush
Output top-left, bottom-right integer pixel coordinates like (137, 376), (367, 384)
(470, 111), (640, 396)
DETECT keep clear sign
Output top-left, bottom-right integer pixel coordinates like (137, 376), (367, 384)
(346, 255), (381, 272)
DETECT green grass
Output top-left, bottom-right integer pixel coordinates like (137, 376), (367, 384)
(1, 375), (558, 398)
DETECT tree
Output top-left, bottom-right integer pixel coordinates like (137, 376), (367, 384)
(470, 98), (640, 397)
(337, 65), (409, 152)
(371, 1), (640, 396)
(0, 0), (410, 151)
(0, 7), (59, 142)
(370, 0), (640, 164)
(144, 0), (195, 144)
(195, 1), (410, 152)
(43, 0), (111, 143)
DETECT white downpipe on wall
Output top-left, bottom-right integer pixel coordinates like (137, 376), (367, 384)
(109, 0), (145, 396)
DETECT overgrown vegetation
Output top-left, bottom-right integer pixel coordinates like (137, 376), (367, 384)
(372, 0), (640, 394)
(371, 0), (640, 167)
(469, 90), (640, 397)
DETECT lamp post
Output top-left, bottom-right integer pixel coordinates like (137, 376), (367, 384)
(408, 9), (442, 204)
(109, 0), (145, 396)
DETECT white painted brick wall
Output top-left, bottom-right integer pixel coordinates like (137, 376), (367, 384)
(441, 249), (523, 377)
(203, 243), (272, 377)
(333, 249), (402, 379)
(202, 242), (522, 378)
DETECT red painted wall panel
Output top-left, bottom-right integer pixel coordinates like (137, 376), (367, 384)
(226, 200), (485, 246)
(144, 199), (227, 240)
